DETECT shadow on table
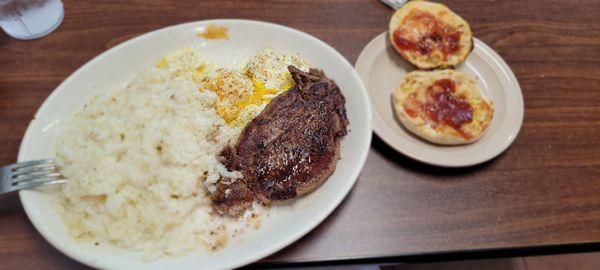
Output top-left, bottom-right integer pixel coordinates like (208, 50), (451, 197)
(0, 192), (20, 212)
(252, 177), (362, 268)
(0, 33), (9, 46)
(370, 134), (499, 177)
(252, 257), (526, 269)
(0, 191), (90, 270)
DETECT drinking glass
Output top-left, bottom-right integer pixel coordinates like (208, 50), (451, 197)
(0, 0), (63, 40)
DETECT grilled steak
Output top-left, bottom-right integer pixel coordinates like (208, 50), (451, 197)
(211, 66), (349, 217)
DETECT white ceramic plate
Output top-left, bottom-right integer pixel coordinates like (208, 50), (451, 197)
(356, 32), (523, 167)
(18, 20), (372, 270)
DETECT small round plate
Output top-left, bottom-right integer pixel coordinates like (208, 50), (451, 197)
(356, 32), (524, 167)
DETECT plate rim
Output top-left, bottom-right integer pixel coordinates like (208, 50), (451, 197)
(18, 19), (372, 270)
(356, 31), (523, 167)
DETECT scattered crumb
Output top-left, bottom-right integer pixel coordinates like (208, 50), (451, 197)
(156, 57), (169, 68)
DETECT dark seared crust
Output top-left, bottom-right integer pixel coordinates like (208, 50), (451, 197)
(212, 178), (254, 217)
(211, 66), (349, 217)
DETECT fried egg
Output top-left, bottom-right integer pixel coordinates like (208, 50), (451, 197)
(245, 48), (309, 94)
(393, 70), (494, 145)
(205, 49), (311, 127)
(155, 48), (311, 127)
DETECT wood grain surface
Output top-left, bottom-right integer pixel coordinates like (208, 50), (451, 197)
(1, 0), (600, 269)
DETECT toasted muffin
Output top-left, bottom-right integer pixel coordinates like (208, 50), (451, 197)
(389, 0), (473, 69)
(393, 70), (493, 145)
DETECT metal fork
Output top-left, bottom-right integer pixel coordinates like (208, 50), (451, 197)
(379, 0), (408, 10)
(0, 159), (66, 194)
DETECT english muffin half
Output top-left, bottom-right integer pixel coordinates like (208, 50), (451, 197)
(389, 0), (473, 69)
(393, 70), (494, 145)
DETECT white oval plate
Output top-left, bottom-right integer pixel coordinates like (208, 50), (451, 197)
(18, 20), (372, 270)
(356, 32), (523, 167)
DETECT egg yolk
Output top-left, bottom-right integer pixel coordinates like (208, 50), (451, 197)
(212, 78), (293, 127)
(237, 79), (278, 106)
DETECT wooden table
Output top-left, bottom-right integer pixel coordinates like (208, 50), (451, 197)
(1, 0), (599, 269)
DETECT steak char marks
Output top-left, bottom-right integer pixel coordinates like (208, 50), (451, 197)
(212, 66), (349, 217)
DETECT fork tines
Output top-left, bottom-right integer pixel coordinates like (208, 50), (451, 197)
(8, 159), (66, 192)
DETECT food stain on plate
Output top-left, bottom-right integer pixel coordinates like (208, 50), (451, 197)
(198, 23), (229, 40)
